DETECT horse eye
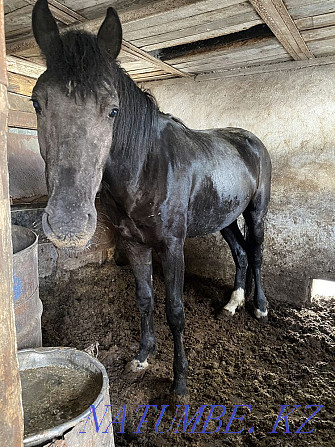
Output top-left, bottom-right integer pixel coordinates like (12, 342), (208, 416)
(32, 99), (42, 114)
(108, 108), (118, 118)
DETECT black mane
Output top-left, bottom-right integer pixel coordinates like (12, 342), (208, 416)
(49, 31), (110, 95)
(47, 30), (158, 160)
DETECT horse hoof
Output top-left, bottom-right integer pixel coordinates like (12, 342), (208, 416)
(170, 385), (190, 404)
(220, 288), (245, 318)
(254, 307), (268, 320)
(130, 358), (149, 372)
(170, 377), (189, 396)
(170, 392), (190, 405)
(219, 307), (236, 319)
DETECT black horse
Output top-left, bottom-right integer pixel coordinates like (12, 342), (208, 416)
(32, 0), (271, 396)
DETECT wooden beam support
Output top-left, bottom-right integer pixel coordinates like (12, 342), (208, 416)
(141, 55), (335, 86)
(122, 40), (191, 77)
(249, 0), (314, 60)
(196, 54), (335, 81)
(6, 0), (190, 78)
(0, 1), (24, 444)
(149, 56), (335, 86)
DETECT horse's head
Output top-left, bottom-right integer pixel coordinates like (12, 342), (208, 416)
(32, 0), (122, 250)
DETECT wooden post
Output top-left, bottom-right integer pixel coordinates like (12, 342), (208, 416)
(0, 0), (24, 444)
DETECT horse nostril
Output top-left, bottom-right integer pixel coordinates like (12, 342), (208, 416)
(87, 212), (96, 226)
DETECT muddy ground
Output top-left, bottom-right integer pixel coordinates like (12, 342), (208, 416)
(40, 260), (335, 446)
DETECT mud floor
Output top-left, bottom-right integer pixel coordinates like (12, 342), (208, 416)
(40, 261), (335, 446)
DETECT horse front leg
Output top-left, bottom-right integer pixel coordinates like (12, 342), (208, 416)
(157, 238), (188, 396)
(123, 241), (156, 370)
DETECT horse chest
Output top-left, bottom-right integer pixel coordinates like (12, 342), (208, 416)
(104, 197), (163, 245)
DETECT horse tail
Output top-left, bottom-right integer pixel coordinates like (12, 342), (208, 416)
(243, 131), (271, 299)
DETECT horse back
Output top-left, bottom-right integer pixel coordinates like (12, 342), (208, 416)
(157, 120), (271, 237)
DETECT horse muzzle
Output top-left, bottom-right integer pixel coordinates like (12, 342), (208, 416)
(42, 210), (96, 250)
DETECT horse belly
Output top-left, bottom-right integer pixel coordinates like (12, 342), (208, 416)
(186, 172), (254, 238)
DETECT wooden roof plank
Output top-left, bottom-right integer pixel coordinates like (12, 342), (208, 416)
(170, 45), (289, 67)
(4, 0), (27, 15)
(169, 45), (290, 71)
(5, 1), (83, 32)
(284, 0), (335, 20)
(137, 20), (262, 52)
(301, 25), (335, 42)
(8, 109), (37, 129)
(249, 0), (314, 60)
(120, 60), (159, 71)
(5, 26), (32, 42)
(171, 53), (290, 73)
(5, 5), (32, 34)
(8, 92), (34, 112)
(5, 1), (189, 79)
(131, 15), (262, 52)
(166, 36), (284, 64)
(123, 2), (255, 40)
(88, 0), (245, 31)
(131, 73), (175, 82)
(8, 72), (36, 96)
(296, 12), (335, 31)
(305, 36), (335, 57)
(77, 0), (212, 22)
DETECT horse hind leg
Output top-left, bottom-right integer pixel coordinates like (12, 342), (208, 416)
(244, 201), (269, 319)
(220, 221), (248, 316)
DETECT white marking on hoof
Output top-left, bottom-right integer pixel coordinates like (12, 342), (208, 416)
(254, 308), (268, 318)
(223, 288), (245, 316)
(130, 358), (149, 372)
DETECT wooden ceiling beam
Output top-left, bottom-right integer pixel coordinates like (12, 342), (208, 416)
(6, 0), (191, 78)
(121, 41), (190, 77)
(249, 0), (314, 60)
(141, 55), (335, 86)
(6, 55), (45, 78)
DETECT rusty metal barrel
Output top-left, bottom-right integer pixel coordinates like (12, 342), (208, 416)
(12, 224), (43, 349)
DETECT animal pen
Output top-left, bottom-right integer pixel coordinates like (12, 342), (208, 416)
(1, 0), (335, 446)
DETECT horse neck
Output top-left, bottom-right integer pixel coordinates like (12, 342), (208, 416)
(107, 141), (151, 188)
(108, 68), (158, 188)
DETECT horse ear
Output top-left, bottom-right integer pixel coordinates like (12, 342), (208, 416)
(97, 8), (122, 61)
(32, 0), (63, 63)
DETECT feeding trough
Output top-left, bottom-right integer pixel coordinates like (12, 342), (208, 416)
(19, 347), (114, 447)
